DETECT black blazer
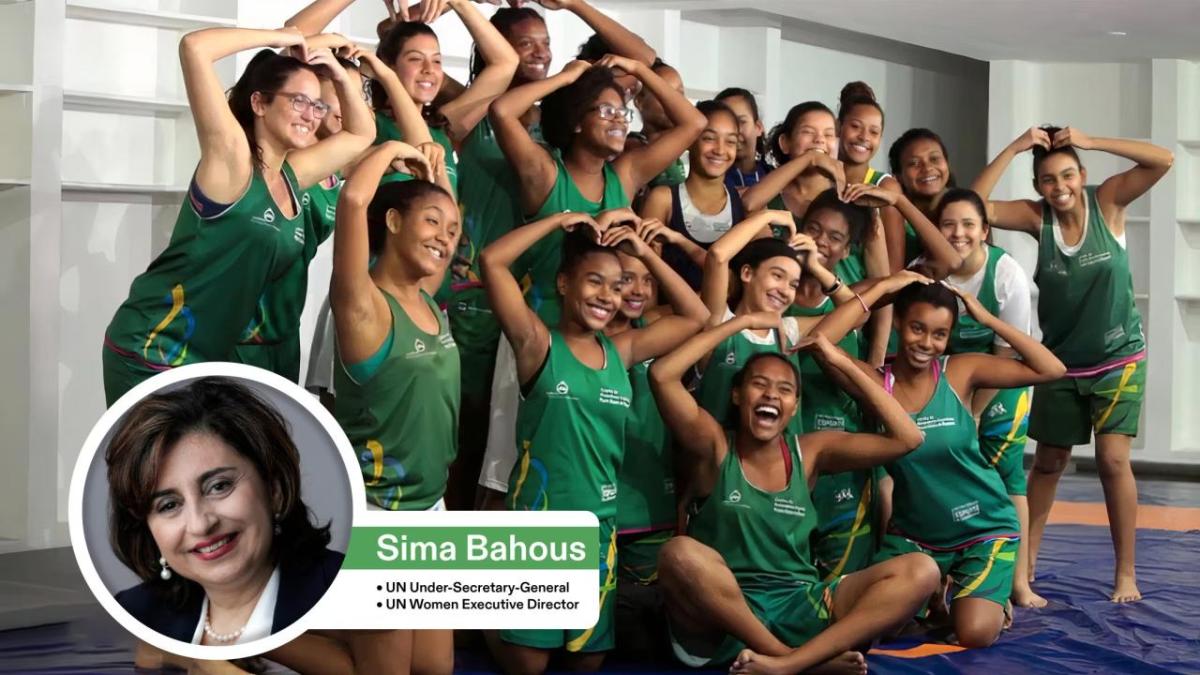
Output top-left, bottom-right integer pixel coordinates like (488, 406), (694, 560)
(115, 548), (344, 644)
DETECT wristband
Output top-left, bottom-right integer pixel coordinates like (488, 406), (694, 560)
(822, 277), (843, 296)
(854, 293), (870, 314)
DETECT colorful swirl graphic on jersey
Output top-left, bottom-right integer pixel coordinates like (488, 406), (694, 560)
(142, 284), (194, 366)
(510, 441), (550, 511)
(239, 294), (269, 344)
(565, 528), (617, 652)
(362, 440), (409, 510)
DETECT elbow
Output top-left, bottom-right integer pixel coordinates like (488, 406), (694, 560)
(901, 428), (925, 452)
(1047, 360), (1068, 381)
(178, 30), (204, 61)
(1160, 150), (1175, 171)
(488, 96), (512, 121)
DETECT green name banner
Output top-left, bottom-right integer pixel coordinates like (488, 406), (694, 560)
(343, 526), (598, 570)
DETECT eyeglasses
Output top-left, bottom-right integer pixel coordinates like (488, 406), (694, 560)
(273, 91), (331, 120)
(588, 103), (634, 123)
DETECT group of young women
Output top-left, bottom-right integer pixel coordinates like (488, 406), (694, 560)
(99, 0), (1172, 672)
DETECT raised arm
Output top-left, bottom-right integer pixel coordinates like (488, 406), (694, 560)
(604, 55), (706, 194)
(179, 27), (307, 202)
(542, 0), (656, 66)
(481, 212), (601, 383)
(741, 150), (846, 213)
(634, 219), (710, 316)
(701, 209), (795, 325)
(490, 60), (590, 213)
(284, 0), (354, 35)
(649, 313), (772, 458)
(638, 191), (706, 269)
(1069, 130), (1174, 215)
(438, 0), (520, 143)
(971, 127), (1049, 237)
(331, 141), (432, 364)
(287, 48), (375, 188)
(946, 287), (1066, 391)
(843, 183), (961, 279)
(809, 270), (932, 345)
(800, 335), (923, 477)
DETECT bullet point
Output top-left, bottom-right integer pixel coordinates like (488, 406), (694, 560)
(377, 585), (382, 591)
(377, 602), (382, 608)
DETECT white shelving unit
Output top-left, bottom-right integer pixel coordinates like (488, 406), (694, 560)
(63, 90), (190, 116)
(64, 1), (236, 30)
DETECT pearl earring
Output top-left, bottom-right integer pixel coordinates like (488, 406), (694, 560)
(158, 556), (172, 581)
(274, 513), (282, 536)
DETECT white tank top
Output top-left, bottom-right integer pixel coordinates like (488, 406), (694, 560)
(678, 183), (735, 244)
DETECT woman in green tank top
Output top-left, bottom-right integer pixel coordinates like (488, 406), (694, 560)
(742, 102), (845, 217)
(810, 281), (1065, 649)
(489, 55), (705, 321)
(973, 125), (1172, 604)
(101, 29), (375, 405)
(922, 188), (1042, 608)
(649, 315), (936, 674)
(481, 210), (703, 673)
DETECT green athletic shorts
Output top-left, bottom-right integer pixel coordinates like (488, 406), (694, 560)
(669, 577), (840, 667)
(877, 534), (1017, 607)
(501, 519), (617, 653)
(1029, 359), (1145, 447)
(617, 529), (673, 585)
(979, 387), (1031, 496)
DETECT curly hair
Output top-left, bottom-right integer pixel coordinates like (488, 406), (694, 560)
(1031, 125), (1083, 177)
(539, 65), (624, 152)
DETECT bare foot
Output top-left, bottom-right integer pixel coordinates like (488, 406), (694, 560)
(808, 651), (867, 675)
(728, 649), (866, 675)
(1011, 583), (1048, 608)
(1002, 600), (1014, 631)
(1111, 574), (1142, 603)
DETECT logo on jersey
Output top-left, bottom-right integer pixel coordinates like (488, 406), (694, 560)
(301, 193), (311, 207)
(724, 351), (737, 365)
(987, 401), (1007, 419)
(600, 483), (617, 502)
(555, 381), (569, 395)
(951, 500), (980, 523)
(405, 339), (433, 359)
(772, 496), (806, 517)
(1079, 251), (1113, 268)
(915, 414), (957, 431)
(599, 387), (631, 408)
(725, 489), (742, 504)
(252, 207), (279, 229)
(1104, 325), (1126, 347)
(414, 339), (426, 353)
(958, 326), (991, 339)
(293, 225), (305, 246)
(814, 413), (845, 430)
(833, 488), (855, 503)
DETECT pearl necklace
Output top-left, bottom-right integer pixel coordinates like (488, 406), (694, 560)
(204, 605), (248, 643)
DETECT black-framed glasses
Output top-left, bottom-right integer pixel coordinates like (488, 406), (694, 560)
(273, 91), (331, 120)
(588, 103), (634, 123)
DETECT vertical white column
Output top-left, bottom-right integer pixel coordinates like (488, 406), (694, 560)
(1149, 59), (1180, 454)
(28, 0), (66, 548)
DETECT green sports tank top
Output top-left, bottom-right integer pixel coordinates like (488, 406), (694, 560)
(616, 319), (674, 533)
(882, 357), (1018, 548)
(686, 433), (820, 588)
(517, 151), (628, 326)
(1034, 185), (1145, 369)
(948, 244), (1003, 355)
(374, 112), (458, 193)
(334, 289), (461, 510)
(696, 316), (804, 438)
(510, 330), (632, 518)
(105, 163), (308, 369)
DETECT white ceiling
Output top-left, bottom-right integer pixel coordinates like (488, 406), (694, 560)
(600, 0), (1200, 62)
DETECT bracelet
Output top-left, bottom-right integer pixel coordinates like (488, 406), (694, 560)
(854, 292), (870, 314)
(822, 277), (843, 296)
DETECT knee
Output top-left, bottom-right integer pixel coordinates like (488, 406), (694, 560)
(955, 622), (1000, 649)
(1095, 452), (1131, 480)
(900, 553), (942, 597)
(1032, 447), (1071, 475)
(657, 536), (705, 590)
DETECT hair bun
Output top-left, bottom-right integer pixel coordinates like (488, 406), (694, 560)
(839, 81), (876, 106)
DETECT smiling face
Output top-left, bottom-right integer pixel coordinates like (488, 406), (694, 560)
(145, 432), (275, 594)
(895, 301), (954, 370)
(732, 356), (800, 441)
(255, 68), (323, 151)
(839, 103), (883, 166)
(617, 251), (656, 321)
(721, 95), (764, 164)
(740, 256), (801, 315)
(899, 137), (950, 198)
(578, 87), (629, 156)
(559, 250), (624, 332)
(938, 199), (987, 263)
(1035, 152), (1087, 214)
(691, 110), (739, 179)
(780, 109), (838, 159)
(392, 33), (443, 105)
(387, 191), (462, 279)
(508, 17), (551, 84)
(802, 207), (852, 268)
